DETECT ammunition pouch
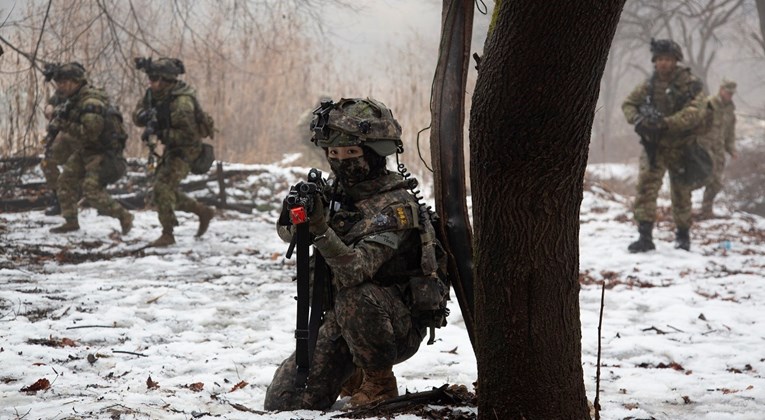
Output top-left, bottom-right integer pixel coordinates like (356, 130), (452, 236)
(190, 143), (215, 174)
(671, 141), (713, 190)
(407, 275), (449, 330)
(99, 153), (128, 186)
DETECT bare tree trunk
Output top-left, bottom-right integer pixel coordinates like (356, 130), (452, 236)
(470, 1), (624, 418)
(430, 0), (476, 346)
(757, 0), (765, 54)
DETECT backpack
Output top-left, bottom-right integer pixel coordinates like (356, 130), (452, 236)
(190, 95), (215, 140)
(187, 95), (215, 175)
(190, 142), (215, 175)
(95, 102), (128, 185)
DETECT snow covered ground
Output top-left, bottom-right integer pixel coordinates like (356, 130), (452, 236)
(1, 161), (763, 419)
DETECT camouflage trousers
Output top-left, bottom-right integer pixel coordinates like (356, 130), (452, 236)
(701, 147), (727, 211)
(633, 147), (695, 230)
(58, 152), (129, 221)
(264, 282), (425, 411)
(152, 155), (203, 233)
(42, 133), (76, 192)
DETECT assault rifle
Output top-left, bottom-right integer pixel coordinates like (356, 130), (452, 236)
(282, 168), (329, 388)
(284, 168), (326, 258)
(139, 88), (160, 170)
(634, 102), (664, 169)
(43, 99), (72, 159)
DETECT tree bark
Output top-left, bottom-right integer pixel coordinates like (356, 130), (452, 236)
(757, 0), (765, 54)
(470, 1), (624, 419)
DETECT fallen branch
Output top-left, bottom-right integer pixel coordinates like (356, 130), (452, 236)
(65, 324), (116, 330)
(336, 384), (476, 419)
(112, 350), (148, 357)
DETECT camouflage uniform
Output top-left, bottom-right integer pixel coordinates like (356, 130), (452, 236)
(265, 98), (443, 411)
(699, 81), (736, 215)
(265, 173), (428, 410)
(133, 58), (213, 246)
(41, 94), (75, 191)
(53, 80), (133, 234)
(623, 66), (708, 231)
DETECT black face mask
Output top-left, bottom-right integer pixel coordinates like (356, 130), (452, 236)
(328, 156), (370, 185)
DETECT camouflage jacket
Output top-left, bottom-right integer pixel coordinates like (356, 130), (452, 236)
(622, 66), (708, 148)
(278, 172), (429, 289)
(699, 94), (736, 156)
(56, 85), (118, 155)
(132, 81), (202, 161)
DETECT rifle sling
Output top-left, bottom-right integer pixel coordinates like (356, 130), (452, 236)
(294, 222), (311, 388)
(308, 252), (327, 367)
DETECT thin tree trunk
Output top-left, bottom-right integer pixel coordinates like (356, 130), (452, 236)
(470, 1), (625, 419)
(430, 0), (476, 346)
(757, 0), (765, 54)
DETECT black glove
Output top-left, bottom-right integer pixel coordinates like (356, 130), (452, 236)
(277, 196), (292, 226)
(308, 199), (328, 235)
(136, 108), (153, 125)
(635, 117), (668, 137)
(48, 117), (67, 133)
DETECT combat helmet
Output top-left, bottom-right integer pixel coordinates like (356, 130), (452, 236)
(650, 38), (683, 62)
(134, 57), (185, 81)
(43, 62), (87, 83)
(311, 98), (403, 156)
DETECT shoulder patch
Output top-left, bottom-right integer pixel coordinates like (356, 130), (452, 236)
(364, 232), (400, 249)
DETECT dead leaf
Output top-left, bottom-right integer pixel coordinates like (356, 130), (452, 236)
(623, 402), (639, 410)
(270, 252), (281, 260)
(60, 337), (76, 347)
(229, 380), (248, 392)
(188, 382), (204, 392)
(682, 395), (692, 404)
(146, 375), (160, 390)
(20, 378), (50, 394)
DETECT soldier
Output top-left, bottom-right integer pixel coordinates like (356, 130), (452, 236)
(48, 62), (134, 235)
(264, 98), (446, 410)
(40, 92), (75, 216)
(699, 79), (737, 219)
(133, 57), (215, 247)
(622, 39), (709, 252)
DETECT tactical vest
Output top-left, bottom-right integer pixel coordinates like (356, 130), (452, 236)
(645, 67), (710, 143)
(328, 176), (449, 332)
(153, 85), (215, 141)
(69, 86), (128, 154)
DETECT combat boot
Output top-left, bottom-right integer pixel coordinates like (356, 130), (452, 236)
(50, 218), (80, 233)
(674, 228), (691, 251)
(149, 230), (176, 247)
(347, 367), (398, 407)
(44, 194), (61, 216)
(120, 212), (134, 235)
(627, 221), (655, 253)
(339, 367), (364, 398)
(195, 204), (214, 237)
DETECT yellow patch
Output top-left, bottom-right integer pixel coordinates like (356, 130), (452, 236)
(395, 207), (408, 226)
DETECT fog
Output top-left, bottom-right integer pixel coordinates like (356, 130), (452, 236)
(0, 0), (763, 169)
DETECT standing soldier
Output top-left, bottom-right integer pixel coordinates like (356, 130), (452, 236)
(699, 79), (737, 219)
(47, 62), (134, 235)
(133, 57), (215, 247)
(264, 98), (447, 410)
(622, 39), (709, 252)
